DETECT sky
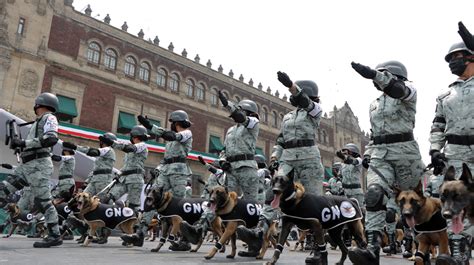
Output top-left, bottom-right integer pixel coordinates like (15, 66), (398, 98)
(73, 0), (474, 164)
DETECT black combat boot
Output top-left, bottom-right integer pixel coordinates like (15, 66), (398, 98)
(402, 236), (413, 258)
(305, 233), (314, 251)
(236, 225), (263, 257)
(382, 233), (399, 255)
(348, 230), (382, 265)
(121, 223), (145, 246)
(305, 248), (322, 264)
(33, 224), (63, 248)
(438, 235), (471, 265)
(180, 221), (204, 245)
(169, 236), (191, 251)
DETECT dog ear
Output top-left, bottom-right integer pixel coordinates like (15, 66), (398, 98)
(392, 185), (402, 198)
(460, 163), (473, 189)
(444, 166), (456, 181)
(414, 181), (424, 196)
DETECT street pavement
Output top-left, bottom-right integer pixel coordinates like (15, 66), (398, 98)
(0, 235), (416, 265)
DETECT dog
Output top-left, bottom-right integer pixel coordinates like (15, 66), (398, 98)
(439, 164), (473, 230)
(2, 203), (45, 238)
(75, 192), (138, 247)
(143, 187), (210, 252)
(268, 173), (366, 265)
(202, 186), (268, 260)
(395, 181), (449, 265)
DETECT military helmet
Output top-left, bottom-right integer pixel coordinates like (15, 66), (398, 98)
(332, 162), (342, 171)
(169, 110), (190, 123)
(294, 80), (318, 98)
(102, 132), (117, 142)
(445, 42), (474, 62)
(375, 60), (408, 80)
(35, 92), (59, 112)
(254, 154), (266, 165)
(342, 143), (360, 156)
(238, 99), (258, 114)
(130, 125), (149, 139)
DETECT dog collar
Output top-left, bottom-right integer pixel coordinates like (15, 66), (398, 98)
(285, 191), (296, 201)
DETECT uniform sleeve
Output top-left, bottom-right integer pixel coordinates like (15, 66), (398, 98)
(244, 117), (259, 129)
(373, 71), (415, 101)
(176, 130), (192, 143)
(61, 155), (74, 162)
(98, 147), (111, 157)
(134, 142), (147, 153)
(429, 93), (448, 151)
(271, 132), (284, 160)
(25, 114), (59, 149)
(150, 124), (165, 137)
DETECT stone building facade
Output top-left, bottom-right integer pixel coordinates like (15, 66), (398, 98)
(0, 0), (369, 193)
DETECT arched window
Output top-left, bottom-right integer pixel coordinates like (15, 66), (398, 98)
(196, 83), (205, 101)
(138, 62), (150, 82)
(87, 42), (101, 64)
(185, 79), (194, 97)
(210, 88), (218, 106)
(262, 107), (268, 123)
(168, 73), (180, 92)
(104, 48), (117, 70)
(322, 130), (328, 144)
(124, 56), (137, 77)
(156, 68), (167, 87)
(272, 111), (278, 127)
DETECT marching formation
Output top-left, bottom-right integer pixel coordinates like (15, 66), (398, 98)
(0, 21), (473, 265)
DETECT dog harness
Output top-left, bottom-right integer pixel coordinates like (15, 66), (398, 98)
(83, 204), (137, 229)
(414, 210), (447, 234)
(10, 212), (35, 224)
(219, 200), (262, 228)
(158, 198), (206, 225)
(55, 203), (73, 223)
(281, 195), (362, 230)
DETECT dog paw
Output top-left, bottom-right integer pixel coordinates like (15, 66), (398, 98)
(190, 249), (197, 253)
(204, 256), (212, 260)
(225, 255), (235, 259)
(256, 255), (263, 260)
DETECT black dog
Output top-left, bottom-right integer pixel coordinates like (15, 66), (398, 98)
(267, 173), (366, 265)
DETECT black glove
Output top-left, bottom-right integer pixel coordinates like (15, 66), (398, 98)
(430, 150), (446, 168)
(458, 21), (474, 51)
(161, 131), (177, 141)
(98, 135), (114, 146)
(336, 150), (346, 160)
(1, 163), (13, 170)
(62, 141), (77, 150)
(11, 138), (25, 149)
(351, 62), (377, 79)
(51, 155), (62, 162)
(218, 91), (228, 107)
(268, 159), (279, 175)
(277, 71), (293, 88)
(362, 156), (370, 169)
(138, 115), (152, 130)
(219, 160), (231, 172)
(198, 156), (206, 165)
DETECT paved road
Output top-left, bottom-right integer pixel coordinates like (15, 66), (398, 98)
(0, 235), (415, 265)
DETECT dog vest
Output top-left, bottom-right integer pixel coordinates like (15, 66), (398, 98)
(158, 198), (206, 225)
(281, 195), (362, 230)
(11, 212), (35, 224)
(219, 200), (262, 228)
(414, 210), (447, 234)
(55, 203), (73, 222)
(83, 204), (137, 229)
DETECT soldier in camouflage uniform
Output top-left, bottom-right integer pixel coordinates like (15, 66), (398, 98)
(423, 172), (444, 198)
(336, 143), (365, 207)
(348, 61), (425, 265)
(51, 147), (76, 200)
(200, 160), (222, 200)
(327, 162), (344, 196)
(181, 94), (260, 246)
(429, 37), (474, 265)
(1, 93), (63, 247)
(63, 133), (117, 202)
(271, 71), (324, 196)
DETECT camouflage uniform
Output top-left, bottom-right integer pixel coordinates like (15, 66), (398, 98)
(78, 145), (116, 198)
(54, 155), (75, 197)
(151, 125), (192, 199)
(341, 159), (365, 206)
(109, 141), (148, 211)
(327, 175), (344, 196)
(423, 173), (444, 198)
(271, 83), (324, 196)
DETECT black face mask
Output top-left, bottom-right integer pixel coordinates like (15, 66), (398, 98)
(171, 122), (177, 132)
(449, 57), (468, 76)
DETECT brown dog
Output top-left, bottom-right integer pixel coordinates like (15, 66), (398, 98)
(203, 186), (265, 260)
(395, 182), (449, 264)
(3, 203), (45, 238)
(75, 192), (138, 247)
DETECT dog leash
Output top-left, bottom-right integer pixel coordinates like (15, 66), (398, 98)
(95, 178), (119, 197)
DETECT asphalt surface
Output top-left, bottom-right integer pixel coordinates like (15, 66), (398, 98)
(0, 235), (416, 265)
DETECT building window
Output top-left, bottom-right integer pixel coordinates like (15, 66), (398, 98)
(124, 56), (137, 77)
(156, 68), (167, 87)
(210, 88), (218, 106)
(104, 48), (117, 70)
(185, 79), (194, 97)
(17, 18), (26, 35)
(209, 135), (224, 154)
(272, 111), (278, 128)
(322, 130), (328, 144)
(87, 42), (101, 64)
(262, 107), (268, 123)
(56, 95), (78, 123)
(139, 62), (151, 82)
(117, 111), (136, 134)
(168, 73), (180, 92)
(196, 83), (205, 101)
